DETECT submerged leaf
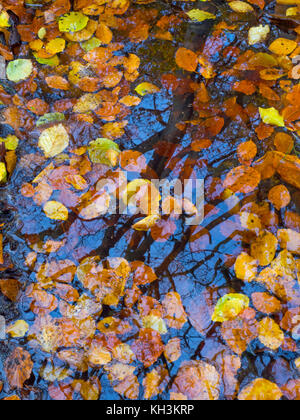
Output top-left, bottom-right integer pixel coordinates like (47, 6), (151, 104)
(6, 59), (33, 83)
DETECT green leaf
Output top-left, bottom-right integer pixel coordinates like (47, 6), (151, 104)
(186, 9), (216, 22)
(6, 59), (33, 83)
(259, 107), (285, 127)
(34, 53), (60, 67)
(81, 37), (102, 52)
(36, 112), (65, 127)
(212, 293), (250, 323)
(88, 138), (120, 166)
(58, 12), (89, 33)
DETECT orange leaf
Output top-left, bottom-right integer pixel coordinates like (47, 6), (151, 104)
(175, 47), (198, 72)
(4, 348), (33, 389)
(223, 166), (261, 194)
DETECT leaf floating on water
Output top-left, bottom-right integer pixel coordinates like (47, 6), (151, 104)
(238, 378), (283, 400)
(171, 360), (220, 400)
(212, 294), (250, 323)
(186, 9), (216, 22)
(234, 252), (258, 282)
(0, 11), (10, 28)
(269, 38), (297, 56)
(38, 124), (69, 157)
(175, 47), (198, 72)
(132, 215), (160, 231)
(224, 165), (261, 194)
(135, 82), (160, 96)
(0, 162), (7, 183)
(7, 320), (29, 338)
(43, 201), (69, 221)
(6, 59), (33, 83)
(88, 138), (120, 166)
(259, 107), (285, 127)
(58, 12), (89, 33)
(4, 347), (33, 389)
(229, 1), (254, 13)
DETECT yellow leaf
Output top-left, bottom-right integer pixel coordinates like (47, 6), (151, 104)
(258, 317), (284, 350)
(135, 82), (160, 96)
(0, 162), (7, 183)
(248, 25), (270, 46)
(43, 201), (69, 221)
(212, 293), (250, 323)
(58, 12), (89, 33)
(269, 38), (298, 56)
(38, 124), (70, 157)
(142, 315), (168, 334)
(229, 1), (254, 12)
(251, 231), (278, 266)
(234, 252), (258, 282)
(45, 38), (66, 55)
(186, 9), (216, 22)
(132, 215), (160, 231)
(238, 378), (283, 400)
(259, 107), (285, 127)
(7, 320), (29, 338)
(0, 11), (10, 28)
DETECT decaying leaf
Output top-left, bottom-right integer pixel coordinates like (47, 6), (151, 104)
(4, 348), (33, 389)
(171, 360), (220, 400)
(238, 378), (283, 400)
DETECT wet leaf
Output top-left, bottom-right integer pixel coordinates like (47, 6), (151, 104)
(4, 348), (33, 389)
(212, 294), (250, 323)
(258, 317), (284, 350)
(269, 38), (297, 56)
(132, 328), (164, 368)
(6, 59), (33, 83)
(251, 231), (278, 266)
(38, 124), (69, 157)
(252, 292), (282, 315)
(43, 201), (69, 221)
(143, 366), (170, 399)
(135, 82), (160, 96)
(248, 25), (270, 45)
(186, 9), (216, 22)
(59, 12), (89, 33)
(88, 138), (120, 166)
(234, 252), (258, 282)
(259, 107), (285, 127)
(238, 379), (283, 400)
(175, 47), (198, 72)
(171, 360), (220, 400)
(268, 185), (291, 210)
(224, 166), (261, 194)
(7, 320), (29, 338)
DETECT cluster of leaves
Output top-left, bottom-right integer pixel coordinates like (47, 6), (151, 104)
(0, 0), (299, 402)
